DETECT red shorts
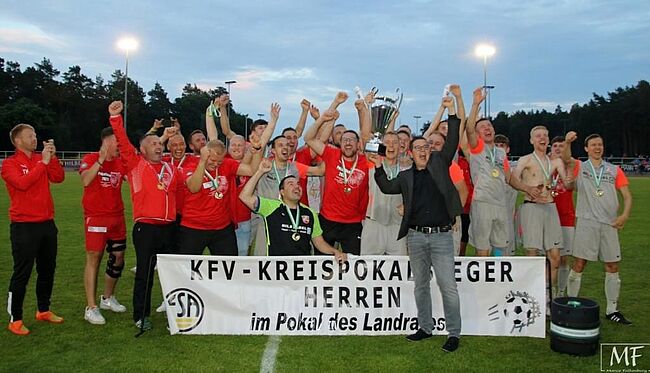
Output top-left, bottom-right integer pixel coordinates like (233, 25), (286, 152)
(84, 215), (127, 252)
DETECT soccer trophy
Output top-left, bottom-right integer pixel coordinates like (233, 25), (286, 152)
(364, 87), (403, 154)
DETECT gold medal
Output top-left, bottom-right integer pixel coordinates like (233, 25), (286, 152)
(545, 183), (552, 190)
(551, 190), (559, 198)
(596, 189), (604, 197)
(491, 168), (500, 178)
(214, 192), (223, 199)
(157, 182), (165, 190)
(292, 232), (301, 241)
(344, 186), (352, 194)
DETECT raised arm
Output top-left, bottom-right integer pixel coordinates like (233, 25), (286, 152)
(257, 103), (281, 150)
(440, 96), (459, 164)
(450, 84), (466, 140)
(186, 146), (209, 193)
(304, 109), (338, 156)
(146, 119), (163, 135)
(108, 101), (139, 172)
(423, 101), (445, 139)
(294, 99), (311, 137)
(239, 158), (272, 211)
(466, 87), (486, 149)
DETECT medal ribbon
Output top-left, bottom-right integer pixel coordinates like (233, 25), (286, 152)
(172, 155), (186, 169)
(587, 160), (604, 190)
(272, 160), (290, 187)
(204, 168), (219, 190)
(149, 162), (171, 189)
(340, 154), (358, 187)
(284, 203), (301, 233)
(486, 145), (498, 169)
(382, 159), (399, 180)
(532, 152), (551, 183)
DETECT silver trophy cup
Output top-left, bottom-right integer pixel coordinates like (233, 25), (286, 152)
(365, 89), (403, 153)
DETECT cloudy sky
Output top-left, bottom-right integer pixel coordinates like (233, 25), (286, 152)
(1, 0), (648, 132)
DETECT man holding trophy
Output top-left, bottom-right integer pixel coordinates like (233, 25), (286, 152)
(360, 89), (408, 255)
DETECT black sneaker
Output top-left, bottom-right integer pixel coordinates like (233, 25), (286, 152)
(442, 336), (459, 352)
(406, 329), (433, 342)
(606, 311), (632, 325)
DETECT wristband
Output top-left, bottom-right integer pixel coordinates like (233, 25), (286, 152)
(97, 160), (104, 167)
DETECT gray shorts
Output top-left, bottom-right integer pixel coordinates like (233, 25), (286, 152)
(573, 218), (621, 262)
(561, 226), (574, 256)
(360, 218), (407, 255)
(519, 202), (563, 251)
(469, 200), (509, 250)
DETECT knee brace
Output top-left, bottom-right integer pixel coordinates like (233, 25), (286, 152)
(105, 240), (126, 278)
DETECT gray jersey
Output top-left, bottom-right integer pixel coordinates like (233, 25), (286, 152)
(575, 160), (626, 225)
(469, 138), (509, 205)
(366, 166), (404, 226)
(256, 161), (303, 199)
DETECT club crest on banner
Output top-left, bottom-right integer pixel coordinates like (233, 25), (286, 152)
(165, 288), (205, 332)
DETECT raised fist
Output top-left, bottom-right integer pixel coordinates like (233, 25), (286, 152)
(309, 105), (320, 120)
(300, 99), (311, 111)
(449, 84), (461, 97)
(153, 119), (164, 129)
(258, 158), (272, 173)
(200, 145), (211, 162)
(334, 91), (348, 105)
(565, 131), (577, 143)
(442, 97), (454, 108)
(321, 109), (339, 122)
(472, 87), (486, 104)
(108, 101), (123, 116)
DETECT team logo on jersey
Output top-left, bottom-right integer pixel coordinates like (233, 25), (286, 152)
(487, 290), (541, 333)
(164, 288), (205, 333)
(302, 215), (310, 224)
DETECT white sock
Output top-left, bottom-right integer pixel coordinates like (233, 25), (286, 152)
(567, 270), (582, 297)
(558, 264), (570, 296)
(605, 272), (621, 314)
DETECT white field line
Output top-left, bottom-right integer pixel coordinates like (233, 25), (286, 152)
(260, 335), (282, 373)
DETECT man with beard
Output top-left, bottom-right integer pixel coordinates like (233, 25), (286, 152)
(305, 93), (369, 256)
(79, 127), (128, 325)
(3, 124), (65, 335)
(108, 101), (182, 331)
(565, 132), (633, 324)
(372, 92), (462, 352)
(465, 88), (540, 256)
(240, 159), (346, 262)
(512, 126), (570, 303)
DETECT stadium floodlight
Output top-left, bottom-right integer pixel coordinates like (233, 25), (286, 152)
(117, 37), (139, 130)
(474, 43), (496, 118)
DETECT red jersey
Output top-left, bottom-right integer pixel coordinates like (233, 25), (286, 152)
(552, 173), (576, 227)
(319, 145), (369, 223)
(163, 154), (199, 215)
(1, 150), (65, 222)
(181, 158), (240, 230)
(110, 115), (182, 225)
(457, 154), (474, 214)
(79, 153), (126, 217)
(294, 145), (316, 206)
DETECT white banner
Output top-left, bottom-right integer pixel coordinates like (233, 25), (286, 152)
(157, 255), (546, 337)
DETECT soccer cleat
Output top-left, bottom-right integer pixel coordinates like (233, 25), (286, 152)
(84, 306), (106, 325)
(406, 329), (433, 342)
(606, 311), (632, 325)
(35, 310), (64, 324)
(135, 317), (152, 331)
(442, 337), (460, 352)
(100, 295), (127, 313)
(156, 302), (167, 313)
(8, 320), (30, 336)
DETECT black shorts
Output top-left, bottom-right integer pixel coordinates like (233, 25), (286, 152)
(179, 224), (238, 256)
(318, 214), (362, 255)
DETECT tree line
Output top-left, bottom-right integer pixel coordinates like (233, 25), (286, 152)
(1, 57), (648, 156)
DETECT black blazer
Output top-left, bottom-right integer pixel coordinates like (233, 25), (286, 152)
(375, 115), (462, 240)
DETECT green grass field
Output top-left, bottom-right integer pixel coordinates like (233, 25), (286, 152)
(0, 173), (649, 372)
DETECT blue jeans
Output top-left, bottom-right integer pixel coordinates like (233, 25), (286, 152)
(407, 230), (461, 337)
(235, 220), (251, 256)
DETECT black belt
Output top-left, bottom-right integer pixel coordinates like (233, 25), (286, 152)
(409, 224), (452, 234)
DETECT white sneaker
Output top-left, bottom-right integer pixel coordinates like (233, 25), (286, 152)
(84, 306), (106, 325)
(156, 302), (167, 313)
(100, 295), (127, 313)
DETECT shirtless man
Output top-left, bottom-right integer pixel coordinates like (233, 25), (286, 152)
(512, 126), (571, 300)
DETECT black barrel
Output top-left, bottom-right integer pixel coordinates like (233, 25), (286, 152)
(550, 297), (600, 356)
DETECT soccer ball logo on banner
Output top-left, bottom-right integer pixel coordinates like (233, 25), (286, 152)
(487, 290), (541, 333)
